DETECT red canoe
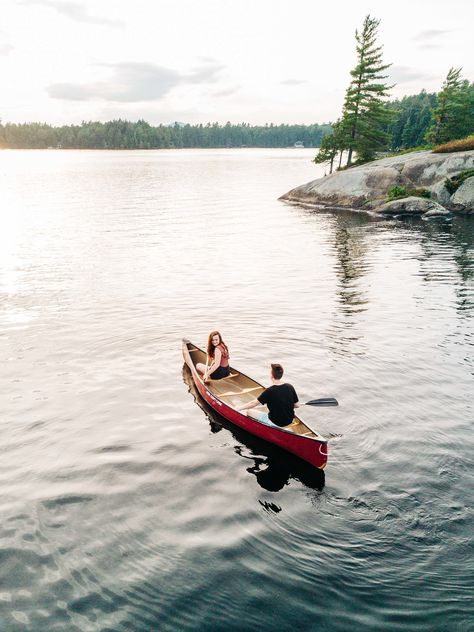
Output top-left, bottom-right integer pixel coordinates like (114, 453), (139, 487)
(182, 339), (328, 469)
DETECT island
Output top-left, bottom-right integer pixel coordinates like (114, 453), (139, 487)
(280, 149), (474, 217)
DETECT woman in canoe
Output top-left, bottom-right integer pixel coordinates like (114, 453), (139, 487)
(196, 331), (230, 381)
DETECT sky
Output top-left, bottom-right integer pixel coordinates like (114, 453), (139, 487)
(1, 0), (473, 126)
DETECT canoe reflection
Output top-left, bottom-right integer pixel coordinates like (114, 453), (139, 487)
(183, 365), (325, 492)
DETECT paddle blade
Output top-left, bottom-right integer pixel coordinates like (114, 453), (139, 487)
(305, 398), (339, 406)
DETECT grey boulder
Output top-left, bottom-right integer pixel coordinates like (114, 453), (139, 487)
(376, 197), (448, 216)
(451, 176), (474, 212)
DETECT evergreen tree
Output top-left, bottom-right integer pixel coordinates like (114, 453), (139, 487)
(426, 68), (474, 144)
(426, 67), (462, 144)
(339, 15), (392, 165)
(313, 121), (344, 173)
(384, 91), (437, 150)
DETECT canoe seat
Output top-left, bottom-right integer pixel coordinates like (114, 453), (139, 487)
(219, 386), (262, 397)
(208, 373), (239, 382)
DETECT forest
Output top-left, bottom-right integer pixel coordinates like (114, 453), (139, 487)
(0, 82), (474, 152)
(0, 120), (332, 150)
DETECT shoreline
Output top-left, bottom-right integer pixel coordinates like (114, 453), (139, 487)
(280, 149), (474, 217)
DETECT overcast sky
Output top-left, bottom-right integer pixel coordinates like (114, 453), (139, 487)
(1, 0), (473, 125)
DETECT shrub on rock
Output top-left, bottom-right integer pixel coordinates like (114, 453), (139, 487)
(433, 137), (474, 153)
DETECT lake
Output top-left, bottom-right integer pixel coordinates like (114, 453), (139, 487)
(1, 148), (473, 631)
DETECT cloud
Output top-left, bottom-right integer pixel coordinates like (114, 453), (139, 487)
(197, 56), (218, 64)
(49, 63), (181, 102)
(413, 29), (451, 42)
(21, 0), (122, 27)
(0, 43), (14, 55)
(389, 65), (434, 84)
(185, 63), (224, 84)
(418, 43), (442, 50)
(280, 79), (307, 86)
(211, 87), (239, 98)
(48, 62), (224, 103)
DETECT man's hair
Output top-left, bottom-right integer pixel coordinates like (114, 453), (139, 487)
(271, 363), (284, 380)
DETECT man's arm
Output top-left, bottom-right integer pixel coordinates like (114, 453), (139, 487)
(238, 398), (260, 411)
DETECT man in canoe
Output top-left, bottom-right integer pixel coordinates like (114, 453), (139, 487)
(196, 331), (231, 381)
(238, 363), (300, 427)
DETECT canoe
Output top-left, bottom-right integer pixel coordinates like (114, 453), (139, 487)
(182, 339), (328, 469)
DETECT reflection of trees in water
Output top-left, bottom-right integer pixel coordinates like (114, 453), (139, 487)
(433, 217), (473, 315)
(326, 212), (373, 358)
(405, 216), (474, 375)
(300, 206), (473, 357)
(395, 216), (474, 315)
(333, 218), (370, 316)
(182, 366), (325, 497)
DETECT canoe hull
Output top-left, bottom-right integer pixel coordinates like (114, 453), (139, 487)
(183, 340), (328, 469)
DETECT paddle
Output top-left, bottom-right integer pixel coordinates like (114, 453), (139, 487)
(304, 398), (339, 407)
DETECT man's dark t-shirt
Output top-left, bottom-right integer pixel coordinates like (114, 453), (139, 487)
(257, 384), (299, 427)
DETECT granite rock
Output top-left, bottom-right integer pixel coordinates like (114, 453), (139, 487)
(451, 176), (474, 212)
(280, 149), (474, 214)
(376, 197), (447, 216)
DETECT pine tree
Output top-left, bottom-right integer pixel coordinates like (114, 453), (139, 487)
(383, 91), (437, 150)
(340, 15), (392, 165)
(426, 68), (462, 144)
(426, 68), (474, 144)
(313, 121), (344, 174)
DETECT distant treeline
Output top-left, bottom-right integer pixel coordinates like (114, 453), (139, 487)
(0, 87), (470, 151)
(0, 121), (332, 150)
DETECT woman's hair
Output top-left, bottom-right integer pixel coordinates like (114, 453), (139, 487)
(271, 363), (284, 380)
(207, 331), (228, 358)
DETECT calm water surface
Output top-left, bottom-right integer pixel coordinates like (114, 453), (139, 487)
(1, 149), (473, 631)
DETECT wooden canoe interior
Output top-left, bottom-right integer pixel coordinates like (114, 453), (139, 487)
(186, 342), (320, 439)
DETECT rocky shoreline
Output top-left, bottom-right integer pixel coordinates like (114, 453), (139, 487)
(280, 149), (474, 217)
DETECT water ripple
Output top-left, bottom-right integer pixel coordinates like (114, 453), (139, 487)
(0, 149), (473, 631)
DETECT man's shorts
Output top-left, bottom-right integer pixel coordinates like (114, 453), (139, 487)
(256, 412), (280, 428)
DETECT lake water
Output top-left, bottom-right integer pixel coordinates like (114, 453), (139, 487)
(1, 148), (473, 631)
